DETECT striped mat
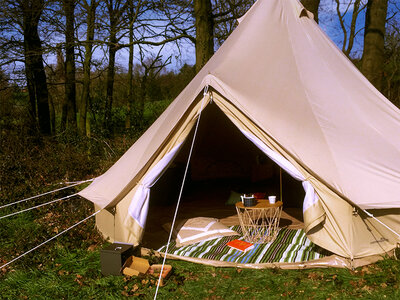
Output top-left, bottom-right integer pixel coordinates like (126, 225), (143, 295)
(158, 226), (331, 264)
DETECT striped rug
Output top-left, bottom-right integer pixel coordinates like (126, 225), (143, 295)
(157, 226), (331, 264)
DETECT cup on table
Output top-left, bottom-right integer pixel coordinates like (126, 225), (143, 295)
(268, 195), (276, 204)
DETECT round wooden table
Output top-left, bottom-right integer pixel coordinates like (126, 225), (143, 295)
(235, 200), (283, 243)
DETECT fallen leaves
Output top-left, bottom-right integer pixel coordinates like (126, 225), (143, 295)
(74, 274), (84, 286)
(58, 270), (68, 276)
(361, 285), (374, 293)
(132, 284), (139, 292)
(87, 244), (97, 252)
(307, 272), (322, 281)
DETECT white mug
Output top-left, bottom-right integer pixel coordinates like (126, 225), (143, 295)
(268, 195), (276, 204)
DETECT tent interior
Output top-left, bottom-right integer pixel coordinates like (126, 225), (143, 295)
(141, 102), (305, 249)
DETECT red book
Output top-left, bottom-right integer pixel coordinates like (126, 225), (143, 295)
(226, 239), (254, 252)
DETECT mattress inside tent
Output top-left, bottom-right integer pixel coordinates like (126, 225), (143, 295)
(157, 225), (331, 264)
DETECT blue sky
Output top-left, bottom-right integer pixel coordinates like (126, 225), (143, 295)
(117, 0), (374, 73)
(319, 0), (367, 58)
(4, 0), (400, 79)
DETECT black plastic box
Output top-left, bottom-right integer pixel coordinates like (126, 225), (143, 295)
(100, 243), (134, 276)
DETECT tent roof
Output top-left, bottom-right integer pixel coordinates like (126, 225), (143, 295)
(80, 0), (400, 210)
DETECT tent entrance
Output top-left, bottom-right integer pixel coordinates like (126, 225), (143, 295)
(143, 103), (305, 249)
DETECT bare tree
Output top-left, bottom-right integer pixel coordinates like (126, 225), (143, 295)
(102, 0), (130, 133)
(194, 0), (214, 73)
(165, 0), (254, 73)
(126, 0), (141, 129)
(19, 0), (52, 135)
(361, 0), (389, 91)
(134, 45), (171, 124)
(99, 0), (190, 132)
(60, 0), (77, 132)
(301, 0), (320, 23)
(382, 25), (400, 107)
(213, 0), (253, 46)
(334, 0), (366, 57)
(77, 0), (99, 136)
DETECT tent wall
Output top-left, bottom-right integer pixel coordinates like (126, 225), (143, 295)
(212, 92), (400, 258)
(94, 91), (400, 259)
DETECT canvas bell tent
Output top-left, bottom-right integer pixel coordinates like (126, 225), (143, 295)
(79, 0), (400, 265)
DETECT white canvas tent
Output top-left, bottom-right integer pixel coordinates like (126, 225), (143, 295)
(79, 0), (400, 263)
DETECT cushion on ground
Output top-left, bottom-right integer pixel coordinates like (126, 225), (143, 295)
(163, 217), (239, 247)
(225, 191), (242, 205)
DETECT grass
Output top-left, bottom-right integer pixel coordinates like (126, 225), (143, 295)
(1, 206), (400, 300)
(2, 185), (400, 298)
(1, 241), (400, 299)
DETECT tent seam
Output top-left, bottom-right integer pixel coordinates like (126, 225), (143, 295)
(282, 2), (342, 191)
(283, 1), (353, 259)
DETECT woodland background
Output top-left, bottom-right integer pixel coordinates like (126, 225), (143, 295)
(1, 0), (400, 138)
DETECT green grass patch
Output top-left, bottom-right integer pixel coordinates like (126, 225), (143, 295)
(1, 241), (400, 299)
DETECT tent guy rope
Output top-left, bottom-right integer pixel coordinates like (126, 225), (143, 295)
(0, 194), (79, 220)
(0, 179), (94, 210)
(0, 209), (102, 270)
(154, 86), (209, 299)
(362, 209), (400, 240)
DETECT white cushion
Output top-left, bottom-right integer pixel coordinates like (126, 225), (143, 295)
(173, 217), (238, 247)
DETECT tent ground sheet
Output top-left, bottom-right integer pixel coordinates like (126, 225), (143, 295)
(158, 226), (331, 264)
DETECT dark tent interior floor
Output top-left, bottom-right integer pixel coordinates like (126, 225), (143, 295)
(141, 178), (305, 250)
(141, 103), (306, 249)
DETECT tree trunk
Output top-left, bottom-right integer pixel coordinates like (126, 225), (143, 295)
(104, 0), (117, 133)
(79, 0), (97, 136)
(58, 45), (67, 132)
(22, 0), (51, 135)
(138, 75), (147, 120)
(104, 35), (116, 133)
(126, 1), (135, 129)
(361, 0), (388, 91)
(49, 94), (56, 134)
(194, 0), (214, 73)
(64, 0), (77, 131)
(301, 0), (320, 23)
